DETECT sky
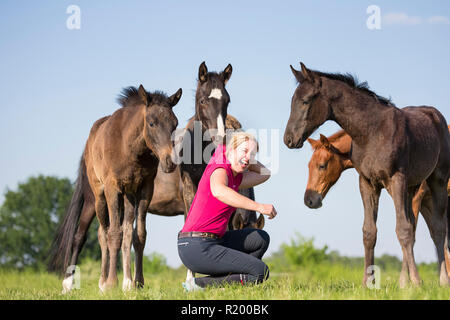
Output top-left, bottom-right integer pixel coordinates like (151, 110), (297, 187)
(1, 1), (450, 268)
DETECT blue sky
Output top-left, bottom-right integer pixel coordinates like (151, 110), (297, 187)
(1, 1), (450, 268)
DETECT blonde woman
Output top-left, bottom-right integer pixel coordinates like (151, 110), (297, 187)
(178, 132), (277, 291)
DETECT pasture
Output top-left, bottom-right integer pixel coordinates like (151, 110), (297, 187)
(1, 237), (448, 300)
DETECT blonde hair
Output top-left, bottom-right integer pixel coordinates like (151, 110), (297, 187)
(226, 132), (259, 159)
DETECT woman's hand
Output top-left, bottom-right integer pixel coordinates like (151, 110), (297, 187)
(256, 203), (277, 219)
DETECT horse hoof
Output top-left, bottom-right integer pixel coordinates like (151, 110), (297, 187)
(98, 279), (107, 293)
(122, 278), (133, 291)
(134, 280), (144, 289)
(62, 275), (74, 294)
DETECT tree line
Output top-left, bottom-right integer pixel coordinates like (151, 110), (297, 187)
(0, 175), (99, 270)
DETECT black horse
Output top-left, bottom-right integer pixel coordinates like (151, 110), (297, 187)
(284, 62), (450, 287)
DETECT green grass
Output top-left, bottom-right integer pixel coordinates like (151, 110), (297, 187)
(0, 260), (448, 300)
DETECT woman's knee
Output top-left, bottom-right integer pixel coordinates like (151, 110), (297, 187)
(254, 229), (270, 251)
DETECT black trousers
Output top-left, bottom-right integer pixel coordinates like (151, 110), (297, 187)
(177, 228), (270, 287)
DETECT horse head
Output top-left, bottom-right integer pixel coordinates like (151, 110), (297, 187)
(195, 61), (232, 145)
(284, 62), (333, 149)
(138, 85), (182, 173)
(304, 134), (351, 209)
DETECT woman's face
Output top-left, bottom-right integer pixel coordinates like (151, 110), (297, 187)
(228, 140), (258, 174)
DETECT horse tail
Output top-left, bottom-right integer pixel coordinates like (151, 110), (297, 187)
(48, 153), (88, 274)
(446, 196), (450, 277)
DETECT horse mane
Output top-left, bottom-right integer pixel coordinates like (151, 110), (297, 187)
(327, 129), (347, 143)
(117, 86), (169, 108)
(312, 70), (394, 106)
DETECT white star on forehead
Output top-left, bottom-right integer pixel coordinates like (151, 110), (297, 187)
(208, 88), (222, 100)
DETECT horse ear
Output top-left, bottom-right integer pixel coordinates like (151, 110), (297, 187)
(290, 65), (304, 83)
(168, 88), (182, 107)
(232, 213), (244, 230)
(256, 214), (265, 230)
(300, 62), (313, 82)
(320, 134), (331, 149)
(221, 64), (233, 85)
(198, 61), (208, 83)
(307, 138), (321, 150)
(138, 84), (148, 106)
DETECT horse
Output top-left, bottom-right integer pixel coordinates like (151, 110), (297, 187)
(55, 85), (181, 292)
(284, 62), (450, 287)
(304, 128), (450, 278)
(178, 61), (265, 283)
(49, 98), (263, 292)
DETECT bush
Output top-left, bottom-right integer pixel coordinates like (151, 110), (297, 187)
(281, 232), (328, 267)
(142, 253), (169, 274)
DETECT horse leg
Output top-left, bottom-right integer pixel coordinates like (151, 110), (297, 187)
(133, 180), (154, 288)
(426, 171), (450, 286)
(418, 195), (450, 280)
(446, 196), (450, 279)
(94, 193), (109, 292)
(104, 185), (124, 289)
(97, 224), (109, 292)
(122, 195), (135, 291)
(62, 200), (95, 293)
(359, 175), (381, 288)
(181, 171), (197, 281)
(412, 181), (429, 231)
(388, 173), (421, 288)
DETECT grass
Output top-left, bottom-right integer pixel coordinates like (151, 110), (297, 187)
(0, 260), (448, 300)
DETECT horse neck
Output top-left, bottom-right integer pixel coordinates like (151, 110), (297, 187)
(326, 81), (392, 146)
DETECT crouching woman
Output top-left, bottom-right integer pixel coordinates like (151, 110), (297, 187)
(178, 132), (277, 290)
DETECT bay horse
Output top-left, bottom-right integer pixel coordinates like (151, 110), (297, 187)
(49, 99), (263, 292)
(304, 128), (450, 279)
(71, 85), (181, 291)
(284, 62), (450, 287)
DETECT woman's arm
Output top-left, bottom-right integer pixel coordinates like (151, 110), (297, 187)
(210, 168), (277, 219)
(239, 161), (271, 190)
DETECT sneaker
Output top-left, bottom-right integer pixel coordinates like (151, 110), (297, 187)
(182, 278), (204, 292)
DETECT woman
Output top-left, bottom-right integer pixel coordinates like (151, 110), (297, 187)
(178, 132), (277, 291)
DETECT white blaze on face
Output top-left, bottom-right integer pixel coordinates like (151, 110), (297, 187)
(217, 113), (225, 137)
(209, 88), (222, 100)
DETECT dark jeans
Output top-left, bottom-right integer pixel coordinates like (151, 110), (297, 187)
(177, 229), (270, 287)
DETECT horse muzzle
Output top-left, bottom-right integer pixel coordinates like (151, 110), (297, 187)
(284, 133), (303, 149)
(161, 154), (176, 173)
(304, 189), (323, 209)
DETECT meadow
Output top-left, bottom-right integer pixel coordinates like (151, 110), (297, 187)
(0, 235), (448, 300)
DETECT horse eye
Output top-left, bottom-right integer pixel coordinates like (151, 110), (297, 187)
(149, 122), (154, 127)
(200, 98), (207, 105)
(319, 163), (327, 170)
(302, 100), (309, 105)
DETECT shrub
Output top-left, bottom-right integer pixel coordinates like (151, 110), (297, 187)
(142, 253), (169, 274)
(281, 232), (328, 267)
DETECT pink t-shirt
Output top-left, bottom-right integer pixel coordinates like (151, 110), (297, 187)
(181, 144), (243, 237)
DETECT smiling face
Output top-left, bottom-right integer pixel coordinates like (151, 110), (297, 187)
(227, 139), (258, 175)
